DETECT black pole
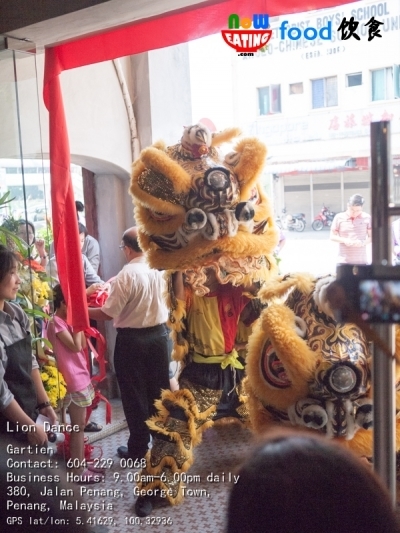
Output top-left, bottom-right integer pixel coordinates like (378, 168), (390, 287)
(370, 120), (396, 504)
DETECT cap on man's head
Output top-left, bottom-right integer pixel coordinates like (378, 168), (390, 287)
(348, 194), (364, 206)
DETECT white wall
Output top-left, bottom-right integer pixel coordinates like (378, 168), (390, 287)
(189, 34), (235, 130)
(149, 44), (192, 145)
(59, 58), (133, 175)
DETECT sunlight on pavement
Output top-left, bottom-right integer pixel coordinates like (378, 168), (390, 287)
(278, 230), (372, 277)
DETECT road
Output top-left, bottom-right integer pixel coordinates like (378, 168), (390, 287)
(277, 228), (372, 277)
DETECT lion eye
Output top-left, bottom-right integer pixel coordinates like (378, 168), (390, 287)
(327, 365), (358, 394)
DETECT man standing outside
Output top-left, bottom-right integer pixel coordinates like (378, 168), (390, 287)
(330, 194), (372, 264)
(88, 227), (170, 461)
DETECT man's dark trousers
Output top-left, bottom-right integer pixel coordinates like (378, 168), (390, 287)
(114, 324), (170, 460)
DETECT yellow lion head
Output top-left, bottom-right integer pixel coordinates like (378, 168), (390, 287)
(130, 123), (278, 290)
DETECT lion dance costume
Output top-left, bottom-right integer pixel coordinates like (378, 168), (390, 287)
(246, 273), (400, 458)
(130, 123), (278, 506)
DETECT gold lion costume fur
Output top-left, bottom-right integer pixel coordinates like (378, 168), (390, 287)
(246, 272), (400, 458)
(129, 123), (278, 506)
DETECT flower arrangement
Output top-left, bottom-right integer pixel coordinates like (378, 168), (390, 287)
(0, 213), (53, 313)
(18, 258), (51, 308)
(40, 364), (67, 408)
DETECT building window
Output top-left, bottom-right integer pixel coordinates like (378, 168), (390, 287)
(258, 85), (281, 115)
(311, 76), (338, 108)
(371, 66), (400, 101)
(289, 82), (303, 94)
(346, 73), (362, 87)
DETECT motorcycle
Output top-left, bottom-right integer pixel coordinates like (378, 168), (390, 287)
(312, 205), (336, 231)
(277, 208), (306, 232)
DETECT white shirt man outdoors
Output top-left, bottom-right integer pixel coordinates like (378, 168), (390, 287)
(88, 227), (170, 467)
(330, 194), (372, 265)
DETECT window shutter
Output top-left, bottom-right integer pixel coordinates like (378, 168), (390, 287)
(326, 76), (338, 107)
(372, 69), (385, 101)
(312, 79), (324, 108)
(258, 87), (270, 115)
(271, 85), (281, 113)
(395, 65), (400, 98)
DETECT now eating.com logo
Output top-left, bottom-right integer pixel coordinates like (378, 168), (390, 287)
(221, 13), (333, 54)
(221, 14), (272, 53)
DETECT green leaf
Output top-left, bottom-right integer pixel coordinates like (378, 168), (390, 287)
(0, 191), (15, 208)
(32, 337), (53, 349)
(24, 307), (51, 319)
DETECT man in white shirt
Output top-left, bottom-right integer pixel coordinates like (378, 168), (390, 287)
(88, 227), (170, 463)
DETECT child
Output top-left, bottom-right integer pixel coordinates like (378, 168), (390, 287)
(47, 284), (101, 483)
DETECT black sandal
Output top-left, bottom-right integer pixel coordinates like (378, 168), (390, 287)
(84, 421), (103, 432)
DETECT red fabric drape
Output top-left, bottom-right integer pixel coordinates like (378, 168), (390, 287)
(43, 49), (88, 331)
(43, 0), (353, 330)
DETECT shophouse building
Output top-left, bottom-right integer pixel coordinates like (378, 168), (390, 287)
(228, 0), (400, 223)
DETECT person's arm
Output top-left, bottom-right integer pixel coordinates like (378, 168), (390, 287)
(172, 272), (185, 301)
(88, 271), (128, 321)
(30, 368), (58, 425)
(56, 328), (84, 353)
(82, 255), (103, 286)
(354, 221), (372, 247)
(330, 216), (353, 246)
(88, 307), (113, 321)
(86, 282), (104, 296)
(3, 398), (48, 445)
(83, 236), (100, 274)
(34, 239), (49, 268)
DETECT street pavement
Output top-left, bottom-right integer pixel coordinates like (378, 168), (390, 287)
(277, 228), (372, 278)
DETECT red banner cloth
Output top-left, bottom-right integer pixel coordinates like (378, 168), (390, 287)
(43, 50), (88, 332)
(43, 0), (353, 331)
(50, 0), (354, 70)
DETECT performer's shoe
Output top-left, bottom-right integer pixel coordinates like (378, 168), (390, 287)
(135, 496), (153, 517)
(117, 446), (130, 459)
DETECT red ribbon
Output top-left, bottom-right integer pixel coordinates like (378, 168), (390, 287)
(87, 288), (110, 308)
(84, 327), (107, 383)
(84, 327), (112, 424)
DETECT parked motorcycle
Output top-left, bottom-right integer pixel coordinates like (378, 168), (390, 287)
(312, 205), (336, 231)
(277, 209), (306, 232)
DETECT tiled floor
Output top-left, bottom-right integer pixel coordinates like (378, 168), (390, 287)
(58, 398), (254, 533)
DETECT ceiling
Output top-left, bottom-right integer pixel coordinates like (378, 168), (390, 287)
(0, 0), (218, 49)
